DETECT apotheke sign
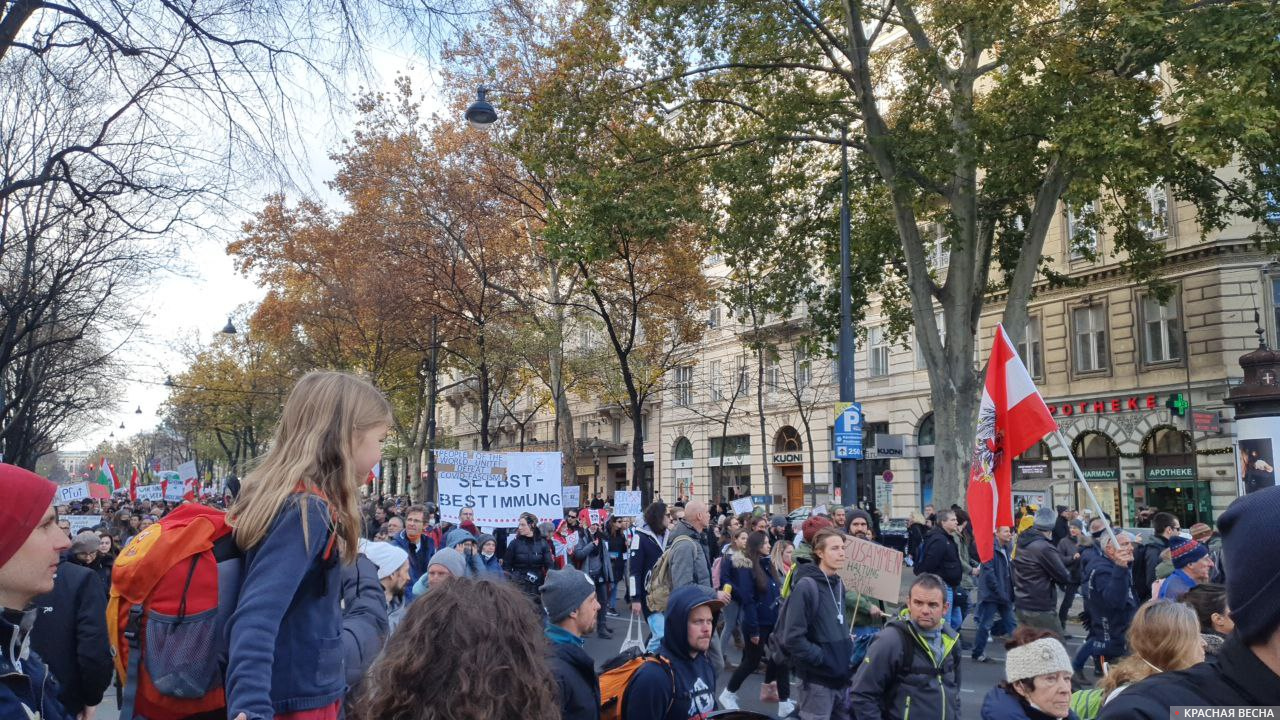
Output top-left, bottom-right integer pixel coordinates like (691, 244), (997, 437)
(1048, 394), (1157, 416)
(1145, 466), (1196, 480)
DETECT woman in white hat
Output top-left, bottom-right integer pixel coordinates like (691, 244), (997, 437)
(981, 627), (1078, 719)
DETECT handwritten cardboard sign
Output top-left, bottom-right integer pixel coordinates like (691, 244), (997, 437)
(837, 535), (904, 604)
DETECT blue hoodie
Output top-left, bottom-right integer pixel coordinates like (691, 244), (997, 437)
(624, 586), (718, 720)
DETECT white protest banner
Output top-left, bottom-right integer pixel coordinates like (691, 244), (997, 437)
(434, 450), (563, 526)
(56, 482), (91, 503)
(614, 490), (642, 518)
(65, 515), (102, 534)
(730, 496), (754, 516)
(136, 484), (163, 501)
(837, 535), (904, 604)
(561, 485), (581, 509)
(154, 471), (185, 502)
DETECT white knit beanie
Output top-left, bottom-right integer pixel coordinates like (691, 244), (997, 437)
(1005, 638), (1073, 684)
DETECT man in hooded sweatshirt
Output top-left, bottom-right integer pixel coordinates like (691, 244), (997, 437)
(779, 527), (855, 720)
(624, 584), (722, 720)
(542, 567), (602, 720)
(1013, 506), (1072, 634)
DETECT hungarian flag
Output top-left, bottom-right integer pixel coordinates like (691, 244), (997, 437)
(128, 466), (139, 501)
(966, 324), (1057, 563)
(91, 458), (113, 499)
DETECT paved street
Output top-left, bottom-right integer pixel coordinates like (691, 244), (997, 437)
(95, 568), (1092, 720)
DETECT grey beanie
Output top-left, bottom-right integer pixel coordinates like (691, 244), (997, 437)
(427, 547), (467, 578)
(540, 567), (597, 623)
(1033, 506), (1058, 532)
(847, 508), (873, 527)
(446, 528), (475, 549)
(1005, 637), (1073, 683)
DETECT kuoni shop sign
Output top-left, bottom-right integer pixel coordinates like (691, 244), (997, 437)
(1048, 394), (1157, 416)
(1145, 466), (1196, 481)
(771, 452), (803, 464)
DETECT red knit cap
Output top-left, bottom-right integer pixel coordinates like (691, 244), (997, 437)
(0, 464), (57, 568)
(801, 515), (833, 541)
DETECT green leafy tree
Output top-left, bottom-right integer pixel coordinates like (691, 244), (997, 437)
(606, 0), (1280, 506)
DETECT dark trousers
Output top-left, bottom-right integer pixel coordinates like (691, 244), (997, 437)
(594, 578), (611, 630)
(1058, 583), (1079, 627)
(727, 627), (790, 700)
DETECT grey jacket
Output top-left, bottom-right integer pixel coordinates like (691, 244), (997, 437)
(340, 554), (390, 697)
(849, 619), (962, 720)
(667, 520), (712, 590)
(572, 532), (615, 582)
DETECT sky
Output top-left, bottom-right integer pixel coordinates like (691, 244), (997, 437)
(71, 44), (449, 452)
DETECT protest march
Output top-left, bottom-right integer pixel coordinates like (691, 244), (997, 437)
(4, 355), (1280, 720)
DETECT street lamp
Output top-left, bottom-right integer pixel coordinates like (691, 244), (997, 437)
(465, 86), (498, 130)
(221, 317), (238, 335)
(135, 405), (142, 414)
(587, 437), (606, 504)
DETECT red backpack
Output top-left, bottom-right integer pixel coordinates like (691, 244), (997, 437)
(107, 504), (245, 720)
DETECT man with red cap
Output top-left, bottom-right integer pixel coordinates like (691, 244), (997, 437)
(0, 463), (75, 720)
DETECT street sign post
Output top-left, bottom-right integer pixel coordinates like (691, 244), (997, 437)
(835, 401), (864, 460)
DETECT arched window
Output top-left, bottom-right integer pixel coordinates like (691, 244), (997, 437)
(674, 437), (693, 461)
(775, 427), (802, 453)
(917, 413), (935, 446)
(1142, 426), (1193, 467)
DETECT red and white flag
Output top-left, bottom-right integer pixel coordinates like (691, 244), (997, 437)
(967, 324), (1057, 563)
(128, 466), (139, 502)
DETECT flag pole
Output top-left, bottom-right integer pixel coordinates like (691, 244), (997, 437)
(1050, 429), (1119, 549)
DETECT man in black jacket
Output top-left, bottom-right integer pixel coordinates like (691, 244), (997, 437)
(916, 510), (964, 597)
(1013, 506), (1072, 634)
(1099, 486), (1280, 717)
(1131, 511), (1179, 602)
(30, 540), (113, 718)
(542, 567), (601, 720)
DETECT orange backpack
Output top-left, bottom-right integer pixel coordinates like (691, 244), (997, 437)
(107, 503), (244, 720)
(598, 651), (674, 720)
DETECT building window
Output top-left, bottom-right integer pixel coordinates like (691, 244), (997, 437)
(1072, 304), (1109, 373)
(1067, 202), (1099, 260)
(1138, 185), (1171, 239)
(1016, 316), (1044, 379)
(736, 356), (750, 395)
(868, 326), (890, 377)
(916, 311), (944, 369)
(453, 404), (461, 425)
(765, 358), (780, 391)
(928, 223), (950, 271)
(709, 360), (723, 401)
(709, 434), (750, 458)
(795, 346), (812, 388)
(1141, 294), (1182, 364)
(611, 417), (623, 443)
(640, 414), (649, 442)
(1264, 164), (1280, 223)
(708, 304), (721, 329)
(674, 366), (693, 407)
(580, 420), (591, 439)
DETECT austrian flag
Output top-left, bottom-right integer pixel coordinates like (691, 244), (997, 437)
(966, 324), (1057, 563)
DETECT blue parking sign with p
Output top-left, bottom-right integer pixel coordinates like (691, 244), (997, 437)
(835, 402), (863, 459)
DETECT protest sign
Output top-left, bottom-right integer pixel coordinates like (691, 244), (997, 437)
(561, 485), (581, 509)
(177, 460), (198, 484)
(614, 490), (642, 518)
(136, 484), (163, 501)
(434, 450), (563, 526)
(730, 496), (754, 515)
(837, 535), (904, 604)
(56, 482), (91, 503)
(65, 515), (102, 534)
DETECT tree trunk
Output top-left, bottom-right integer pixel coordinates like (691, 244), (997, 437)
(755, 347), (768, 499)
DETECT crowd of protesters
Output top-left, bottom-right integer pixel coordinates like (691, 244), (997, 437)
(3, 372), (1280, 720)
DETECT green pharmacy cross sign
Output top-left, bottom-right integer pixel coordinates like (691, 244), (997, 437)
(1166, 393), (1189, 417)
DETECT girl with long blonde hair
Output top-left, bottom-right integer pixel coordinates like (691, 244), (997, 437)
(1099, 599), (1204, 705)
(225, 371), (392, 720)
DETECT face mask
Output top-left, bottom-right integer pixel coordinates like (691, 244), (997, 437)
(482, 551), (495, 559)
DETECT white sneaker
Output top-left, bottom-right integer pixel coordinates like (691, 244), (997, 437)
(718, 689), (740, 710)
(777, 699), (797, 717)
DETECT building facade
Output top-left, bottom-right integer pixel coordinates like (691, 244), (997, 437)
(436, 189), (1274, 529)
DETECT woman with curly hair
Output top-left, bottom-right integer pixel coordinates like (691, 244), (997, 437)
(352, 577), (559, 720)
